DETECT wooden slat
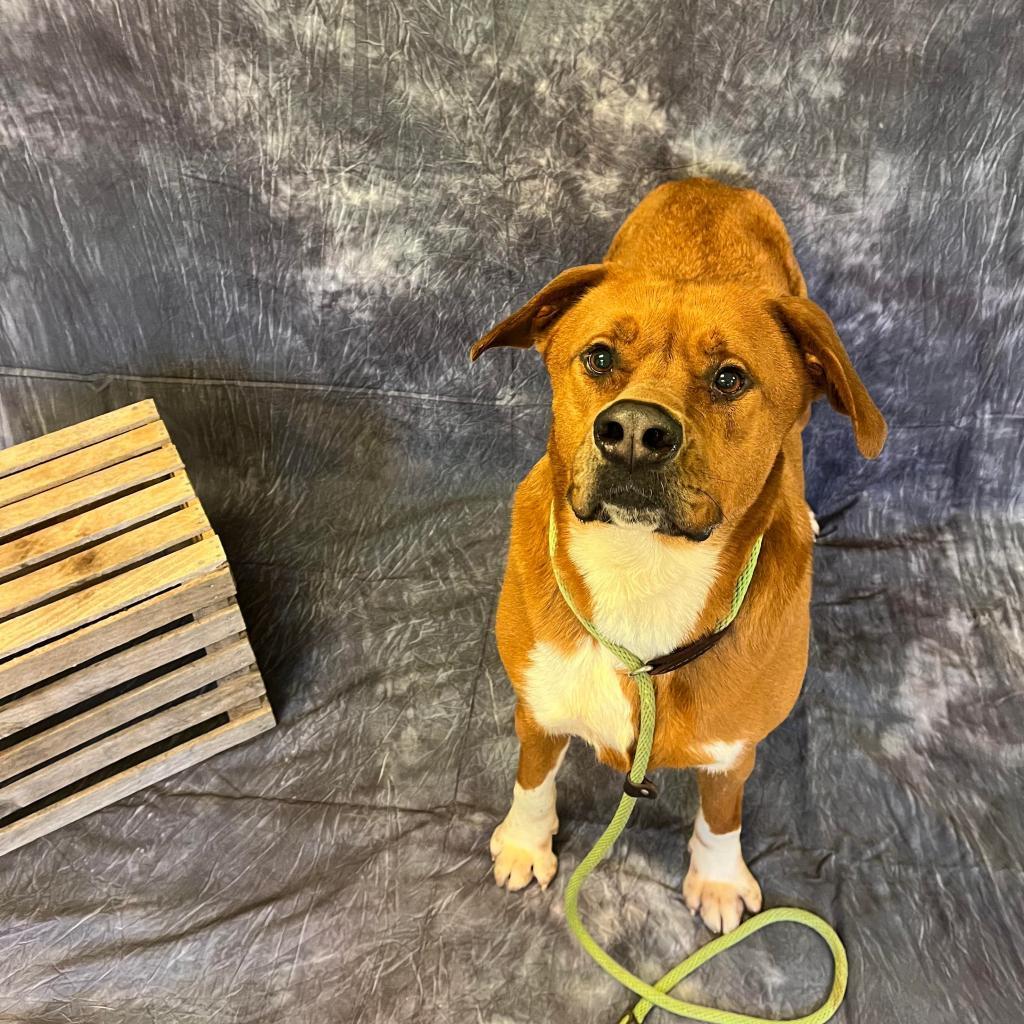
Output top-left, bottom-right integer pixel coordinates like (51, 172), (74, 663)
(0, 652), (257, 781)
(0, 504), (209, 619)
(0, 420), (170, 510)
(0, 473), (194, 578)
(0, 568), (234, 699)
(0, 699), (274, 857)
(0, 604), (248, 736)
(0, 445), (185, 540)
(0, 672), (264, 815)
(0, 535), (226, 659)
(204, 598), (259, 724)
(0, 401), (159, 480)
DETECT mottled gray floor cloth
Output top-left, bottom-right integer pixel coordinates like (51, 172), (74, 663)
(1, 2), (1022, 1022)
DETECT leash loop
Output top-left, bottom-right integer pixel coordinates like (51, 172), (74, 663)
(622, 775), (658, 800)
(547, 504), (848, 1023)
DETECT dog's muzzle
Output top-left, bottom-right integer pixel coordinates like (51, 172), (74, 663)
(571, 401), (722, 539)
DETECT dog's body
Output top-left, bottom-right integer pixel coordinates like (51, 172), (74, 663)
(471, 179), (886, 934)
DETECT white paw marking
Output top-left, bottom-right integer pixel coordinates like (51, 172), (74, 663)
(683, 809), (762, 933)
(491, 756), (564, 892)
(808, 506), (820, 538)
(490, 821), (558, 892)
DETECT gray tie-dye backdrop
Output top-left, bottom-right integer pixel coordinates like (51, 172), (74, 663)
(1, 2), (1022, 1022)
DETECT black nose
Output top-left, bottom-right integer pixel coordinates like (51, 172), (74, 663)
(593, 400), (683, 469)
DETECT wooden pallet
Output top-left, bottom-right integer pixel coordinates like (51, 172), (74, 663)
(0, 399), (275, 857)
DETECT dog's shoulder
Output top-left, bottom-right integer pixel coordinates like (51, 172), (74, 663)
(507, 457), (552, 563)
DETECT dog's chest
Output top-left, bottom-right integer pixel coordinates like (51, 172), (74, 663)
(523, 525), (722, 755)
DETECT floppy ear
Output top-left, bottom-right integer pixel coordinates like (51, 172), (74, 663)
(773, 295), (888, 459)
(469, 263), (607, 361)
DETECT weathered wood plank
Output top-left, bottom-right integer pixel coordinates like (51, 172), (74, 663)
(0, 445), (185, 541)
(0, 567), (234, 699)
(0, 503), (209, 619)
(0, 420), (170, 510)
(0, 604), (248, 736)
(0, 401), (159, 481)
(0, 400), (274, 859)
(0, 653), (257, 781)
(0, 535), (226, 660)
(0, 473), (194, 578)
(0, 672), (264, 815)
(0, 699), (274, 857)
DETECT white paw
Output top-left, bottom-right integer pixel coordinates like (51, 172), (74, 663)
(683, 866), (762, 933)
(684, 811), (761, 933)
(808, 506), (820, 537)
(490, 820), (558, 892)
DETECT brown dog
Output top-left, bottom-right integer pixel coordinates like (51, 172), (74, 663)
(470, 178), (886, 933)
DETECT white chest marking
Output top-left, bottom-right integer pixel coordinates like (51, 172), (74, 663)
(567, 519), (723, 662)
(523, 520), (724, 754)
(523, 639), (634, 754)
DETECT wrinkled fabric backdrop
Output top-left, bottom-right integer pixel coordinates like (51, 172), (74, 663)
(1, 1), (1022, 1022)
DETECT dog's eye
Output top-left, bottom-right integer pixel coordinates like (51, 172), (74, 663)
(713, 365), (747, 397)
(582, 344), (615, 376)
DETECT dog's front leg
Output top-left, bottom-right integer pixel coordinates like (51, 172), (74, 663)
(684, 750), (763, 933)
(490, 704), (569, 892)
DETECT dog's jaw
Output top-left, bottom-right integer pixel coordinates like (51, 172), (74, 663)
(599, 502), (666, 533)
(568, 492), (719, 541)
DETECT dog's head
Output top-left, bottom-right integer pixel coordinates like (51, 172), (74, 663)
(471, 265), (886, 540)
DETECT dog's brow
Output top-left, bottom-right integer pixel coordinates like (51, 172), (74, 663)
(610, 316), (639, 344)
(700, 330), (728, 357)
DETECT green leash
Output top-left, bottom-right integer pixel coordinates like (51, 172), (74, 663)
(547, 506), (848, 1024)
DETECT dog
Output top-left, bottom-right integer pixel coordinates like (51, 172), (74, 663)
(470, 178), (886, 934)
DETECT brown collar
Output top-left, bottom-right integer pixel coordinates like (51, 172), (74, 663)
(629, 622), (733, 677)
